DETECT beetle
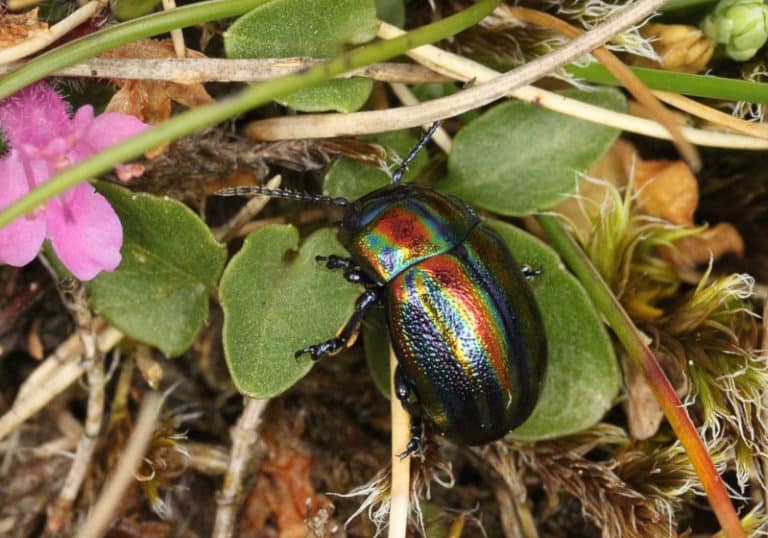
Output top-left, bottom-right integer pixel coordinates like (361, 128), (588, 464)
(218, 122), (547, 457)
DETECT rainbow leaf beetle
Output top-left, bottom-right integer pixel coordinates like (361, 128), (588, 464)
(218, 122), (547, 457)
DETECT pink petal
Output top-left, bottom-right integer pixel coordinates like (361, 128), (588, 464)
(46, 183), (123, 280)
(0, 152), (46, 266)
(0, 82), (71, 150)
(75, 110), (148, 155)
(0, 215), (47, 266)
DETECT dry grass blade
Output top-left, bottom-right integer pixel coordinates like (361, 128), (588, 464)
(0, 1), (102, 65)
(243, 24), (768, 150)
(503, 5), (700, 171)
(653, 90), (768, 139)
(389, 349), (411, 538)
(77, 392), (164, 538)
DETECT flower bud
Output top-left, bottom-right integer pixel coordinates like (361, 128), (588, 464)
(639, 23), (714, 73)
(701, 0), (768, 61)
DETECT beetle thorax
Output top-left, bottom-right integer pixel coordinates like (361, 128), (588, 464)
(337, 184), (480, 283)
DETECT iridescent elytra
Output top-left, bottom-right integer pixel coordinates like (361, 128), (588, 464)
(217, 122), (547, 457)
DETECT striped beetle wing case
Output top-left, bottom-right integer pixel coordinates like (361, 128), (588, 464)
(340, 184), (547, 445)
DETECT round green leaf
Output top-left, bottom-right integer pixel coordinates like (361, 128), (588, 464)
(325, 129), (429, 200)
(86, 183), (226, 357)
(220, 225), (360, 398)
(441, 88), (626, 216)
(485, 220), (620, 440)
(375, 0), (405, 26)
(224, 0), (378, 58)
(224, 0), (379, 112)
(280, 78), (373, 113)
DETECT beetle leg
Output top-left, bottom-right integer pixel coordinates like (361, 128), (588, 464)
(316, 254), (354, 270)
(398, 417), (424, 460)
(521, 265), (542, 280)
(316, 254), (371, 285)
(295, 287), (381, 360)
(394, 364), (425, 459)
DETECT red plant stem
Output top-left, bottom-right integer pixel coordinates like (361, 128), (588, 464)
(536, 215), (745, 538)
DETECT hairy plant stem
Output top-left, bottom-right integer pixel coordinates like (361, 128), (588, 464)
(42, 280), (104, 536)
(536, 214), (746, 538)
(0, 0), (501, 231)
(212, 397), (268, 538)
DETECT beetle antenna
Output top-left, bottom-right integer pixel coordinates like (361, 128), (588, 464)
(391, 120), (442, 184)
(215, 186), (350, 207)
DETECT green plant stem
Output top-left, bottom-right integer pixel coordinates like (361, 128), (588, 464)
(535, 215), (746, 538)
(661, 0), (717, 10)
(568, 63), (768, 103)
(0, 0), (271, 100)
(0, 0), (500, 231)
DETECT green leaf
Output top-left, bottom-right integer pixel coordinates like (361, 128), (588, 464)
(111, 0), (162, 20)
(85, 183), (226, 357)
(484, 220), (620, 440)
(376, 0), (405, 26)
(224, 0), (379, 112)
(441, 88), (625, 216)
(324, 129), (430, 200)
(220, 225), (360, 398)
(363, 305), (391, 397)
(568, 63), (768, 103)
(281, 78), (373, 113)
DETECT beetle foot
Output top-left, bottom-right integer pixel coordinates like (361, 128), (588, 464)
(316, 255), (368, 284)
(397, 416), (424, 459)
(398, 436), (422, 460)
(294, 339), (343, 361)
(316, 254), (352, 269)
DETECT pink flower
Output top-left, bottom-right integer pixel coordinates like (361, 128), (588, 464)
(0, 82), (147, 280)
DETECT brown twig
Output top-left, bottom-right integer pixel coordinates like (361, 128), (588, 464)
(43, 281), (105, 536)
(0, 323), (122, 442)
(211, 397), (268, 538)
(245, 26), (768, 150)
(0, 58), (451, 84)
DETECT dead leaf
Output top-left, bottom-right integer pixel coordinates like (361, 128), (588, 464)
(662, 222), (745, 268)
(102, 39), (214, 157)
(0, 9), (48, 50)
(238, 409), (336, 538)
(633, 160), (698, 226)
(623, 357), (664, 439)
(612, 140), (699, 226)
